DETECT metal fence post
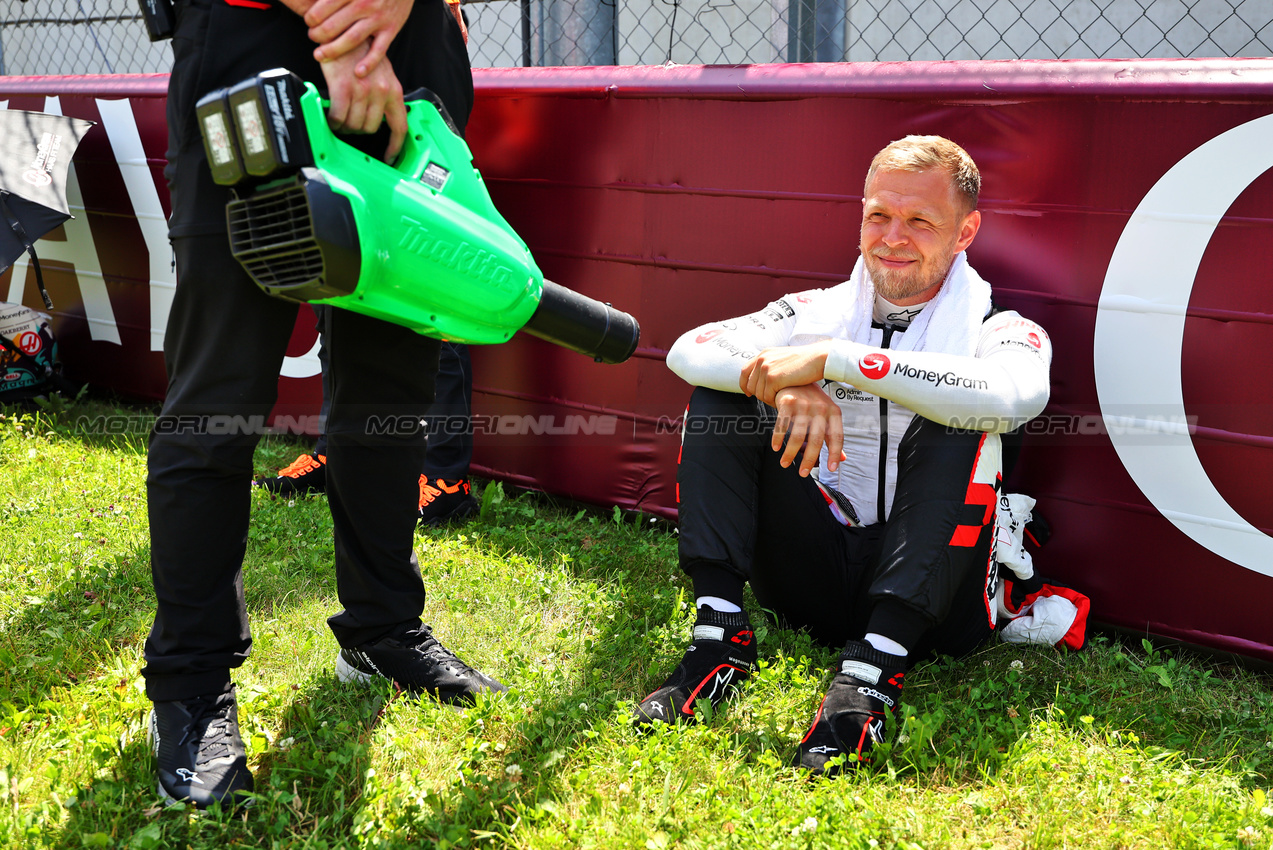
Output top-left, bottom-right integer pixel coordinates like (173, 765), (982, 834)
(536, 0), (616, 65)
(787, 0), (845, 61)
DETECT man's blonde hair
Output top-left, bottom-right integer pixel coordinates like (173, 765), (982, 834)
(865, 135), (980, 213)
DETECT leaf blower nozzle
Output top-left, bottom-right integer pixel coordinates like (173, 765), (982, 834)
(523, 281), (640, 365)
(196, 69), (640, 363)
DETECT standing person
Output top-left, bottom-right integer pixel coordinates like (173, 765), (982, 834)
(261, 339), (479, 526)
(633, 136), (1052, 776)
(146, 0), (504, 810)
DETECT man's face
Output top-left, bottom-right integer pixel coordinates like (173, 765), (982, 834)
(860, 167), (981, 305)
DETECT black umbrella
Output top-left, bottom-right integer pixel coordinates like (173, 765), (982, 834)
(0, 109), (95, 309)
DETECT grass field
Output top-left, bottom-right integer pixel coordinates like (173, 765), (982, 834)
(1, 398), (1272, 849)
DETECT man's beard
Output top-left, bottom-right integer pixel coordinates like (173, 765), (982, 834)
(864, 246), (956, 301)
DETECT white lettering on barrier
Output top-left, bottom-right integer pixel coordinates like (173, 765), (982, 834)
(95, 97), (174, 352)
(1095, 111), (1273, 577)
(2, 95), (321, 378)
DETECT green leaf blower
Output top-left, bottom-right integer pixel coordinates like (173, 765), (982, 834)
(194, 68), (639, 364)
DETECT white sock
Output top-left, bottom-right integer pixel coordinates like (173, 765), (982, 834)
(696, 596), (742, 614)
(864, 632), (907, 658)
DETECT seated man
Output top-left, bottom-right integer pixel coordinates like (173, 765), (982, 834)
(633, 136), (1051, 775)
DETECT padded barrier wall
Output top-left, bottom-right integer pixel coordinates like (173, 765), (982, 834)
(2, 59), (1271, 660)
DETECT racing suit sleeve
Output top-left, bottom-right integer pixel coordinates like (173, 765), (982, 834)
(823, 312), (1051, 432)
(666, 296), (808, 392)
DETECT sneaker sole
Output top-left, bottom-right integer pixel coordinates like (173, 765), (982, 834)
(335, 652), (379, 686)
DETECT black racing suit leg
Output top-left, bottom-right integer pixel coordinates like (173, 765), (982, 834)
(676, 387), (883, 648)
(868, 415), (999, 661)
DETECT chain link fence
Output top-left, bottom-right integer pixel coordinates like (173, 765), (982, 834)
(0, 0), (1269, 74)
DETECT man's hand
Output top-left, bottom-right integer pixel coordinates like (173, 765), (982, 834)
(308, 0), (413, 78)
(739, 340), (832, 406)
(772, 384), (844, 477)
(320, 40), (408, 162)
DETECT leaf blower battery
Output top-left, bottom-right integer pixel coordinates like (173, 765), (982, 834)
(197, 69), (639, 364)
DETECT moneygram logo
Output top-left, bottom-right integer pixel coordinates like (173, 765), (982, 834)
(859, 352), (890, 380)
(1027, 332), (1041, 348)
(696, 329), (721, 344)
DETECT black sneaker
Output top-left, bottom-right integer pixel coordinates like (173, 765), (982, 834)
(418, 476), (479, 526)
(335, 624), (506, 704)
(633, 607), (757, 728)
(794, 640), (906, 776)
(149, 688), (254, 809)
(256, 452), (326, 496)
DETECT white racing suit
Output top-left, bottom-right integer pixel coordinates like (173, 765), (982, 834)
(667, 279), (1052, 656)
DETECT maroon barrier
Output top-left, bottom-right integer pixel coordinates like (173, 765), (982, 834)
(2, 60), (1271, 661)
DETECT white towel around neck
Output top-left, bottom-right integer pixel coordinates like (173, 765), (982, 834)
(795, 251), (993, 356)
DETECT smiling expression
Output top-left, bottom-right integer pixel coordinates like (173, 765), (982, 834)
(860, 167), (981, 305)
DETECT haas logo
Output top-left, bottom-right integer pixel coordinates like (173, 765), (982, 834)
(22, 169), (53, 187)
(859, 353), (891, 380)
(17, 332), (42, 355)
(695, 329), (721, 344)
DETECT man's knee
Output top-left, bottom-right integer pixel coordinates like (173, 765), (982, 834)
(682, 387), (771, 443)
(895, 416), (1001, 500)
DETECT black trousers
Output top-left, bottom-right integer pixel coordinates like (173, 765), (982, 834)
(144, 0), (473, 702)
(316, 331), (475, 481)
(677, 388), (997, 661)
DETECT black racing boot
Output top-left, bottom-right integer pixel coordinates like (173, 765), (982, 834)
(794, 640), (906, 776)
(633, 607), (757, 728)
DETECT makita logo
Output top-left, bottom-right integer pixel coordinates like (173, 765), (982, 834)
(398, 216), (519, 293)
(274, 80), (296, 120)
(893, 363), (988, 390)
(857, 686), (895, 707)
(263, 85), (291, 164)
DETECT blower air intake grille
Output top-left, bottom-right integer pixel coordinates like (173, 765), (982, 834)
(226, 171), (361, 302)
(228, 182), (325, 292)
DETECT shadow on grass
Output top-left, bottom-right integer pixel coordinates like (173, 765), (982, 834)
(0, 541), (154, 707)
(0, 486), (342, 709)
(453, 486), (1273, 798)
(46, 679), (381, 848)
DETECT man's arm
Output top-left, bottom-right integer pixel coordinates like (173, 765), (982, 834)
(744, 312), (1052, 433)
(666, 292), (845, 477)
(277, 0), (408, 160)
(665, 296), (807, 392)
(822, 314), (1051, 431)
(304, 0), (414, 77)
